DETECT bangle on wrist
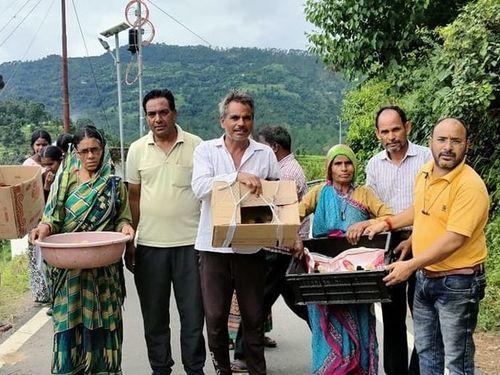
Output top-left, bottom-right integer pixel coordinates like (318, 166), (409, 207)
(383, 217), (393, 231)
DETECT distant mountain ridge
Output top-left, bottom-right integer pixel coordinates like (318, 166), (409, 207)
(0, 44), (348, 154)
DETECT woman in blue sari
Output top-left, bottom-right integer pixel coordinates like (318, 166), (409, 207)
(298, 144), (392, 375)
(30, 126), (134, 375)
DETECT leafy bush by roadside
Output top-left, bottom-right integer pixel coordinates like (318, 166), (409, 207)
(297, 154), (325, 182)
(479, 215), (500, 331)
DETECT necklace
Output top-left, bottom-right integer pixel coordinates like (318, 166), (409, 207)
(333, 184), (353, 221)
(340, 199), (348, 221)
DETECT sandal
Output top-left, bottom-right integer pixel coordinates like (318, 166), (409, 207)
(228, 338), (234, 350)
(0, 322), (12, 333)
(264, 335), (277, 348)
(230, 359), (248, 373)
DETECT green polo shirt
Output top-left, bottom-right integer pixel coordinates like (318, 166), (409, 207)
(126, 125), (202, 247)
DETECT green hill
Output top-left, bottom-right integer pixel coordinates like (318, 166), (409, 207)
(0, 44), (348, 154)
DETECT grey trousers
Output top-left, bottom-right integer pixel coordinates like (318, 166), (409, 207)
(135, 244), (206, 375)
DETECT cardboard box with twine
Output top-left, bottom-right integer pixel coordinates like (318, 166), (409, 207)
(211, 179), (300, 248)
(0, 166), (44, 239)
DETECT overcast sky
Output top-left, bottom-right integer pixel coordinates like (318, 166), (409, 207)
(0, 0), (313, 64)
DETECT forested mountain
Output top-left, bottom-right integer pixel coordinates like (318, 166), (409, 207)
(0, 44), (348, 154)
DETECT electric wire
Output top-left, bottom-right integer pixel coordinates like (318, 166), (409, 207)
(1, 0), (23, 19)
(0, 0), (45, 48)
(0, 0), (56, 100)
(125, 54), (139, 85)
(70, 0), (112, 132)
(0, 0), (32, 35)
(145, 0), (212, 47)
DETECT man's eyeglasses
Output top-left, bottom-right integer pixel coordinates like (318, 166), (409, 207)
(77, 147), (102, 156)
(146, 109), (171, 118)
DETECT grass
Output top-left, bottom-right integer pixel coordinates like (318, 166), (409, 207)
(0, 242), (31, 323)
(478, 214), (500, 331)
(297, 154), (325, 181)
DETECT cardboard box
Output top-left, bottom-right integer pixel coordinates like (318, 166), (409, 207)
(211, 179), (300, 248)
(0, 166), (44, 239)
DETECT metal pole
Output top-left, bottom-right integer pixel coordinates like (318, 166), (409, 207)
(338, 118), (342, 144)
(136, 1), (144, 137)
(61, 0), (70, 133)
(115, 33), (126, 179)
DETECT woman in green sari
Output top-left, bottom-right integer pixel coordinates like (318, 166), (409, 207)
(30, 126), (134, 375)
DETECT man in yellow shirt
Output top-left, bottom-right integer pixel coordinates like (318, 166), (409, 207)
(126, 89), (205, 375)
(365, 117), (489, 374)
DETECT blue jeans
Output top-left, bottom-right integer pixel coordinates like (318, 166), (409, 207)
(413, 269), (486, 375)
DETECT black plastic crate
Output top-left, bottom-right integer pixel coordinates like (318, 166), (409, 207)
(286, 233), (394, 305)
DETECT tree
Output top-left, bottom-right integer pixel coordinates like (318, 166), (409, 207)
(336, 0), (500, 208)
(305, 0), (468, 78)
(0, 99), (59, 164)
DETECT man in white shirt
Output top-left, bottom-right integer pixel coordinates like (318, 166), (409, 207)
(231, 126), (310, 371)
(366, 105), (431, 375)
(192, 90), (281, 375)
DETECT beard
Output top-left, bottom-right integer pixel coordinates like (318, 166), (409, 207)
(433, 150), (467, 171)
(384, 140), (406, 153)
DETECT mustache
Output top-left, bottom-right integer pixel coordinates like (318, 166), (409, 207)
(439, 152), (456, 157)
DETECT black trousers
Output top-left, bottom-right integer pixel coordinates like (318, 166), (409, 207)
(382, 231), (420, 375)
(199, 250), (267, 375)
(135, 245), (206, 375)
(234, 252), (309, 360)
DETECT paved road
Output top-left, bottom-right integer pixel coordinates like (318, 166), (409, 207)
(2, 228), (482, 373)
(1, 272), (312, 374)
(2, 271), (485, 375)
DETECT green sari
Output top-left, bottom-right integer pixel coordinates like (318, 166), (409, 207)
(42, 149), (132, 375)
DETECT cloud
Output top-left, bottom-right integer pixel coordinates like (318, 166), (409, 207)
(0, 0), (312, 64)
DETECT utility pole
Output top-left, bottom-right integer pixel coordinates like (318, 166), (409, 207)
(99, 22), (130, 179)
(125, 0), (154, 137)
(61, 0), (70, 133)
(338, 117), (342, 144)
(115, 32), (126, 178)
(136, 0), (144, 136)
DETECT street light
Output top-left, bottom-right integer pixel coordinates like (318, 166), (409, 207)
(99, 22), (130, 179)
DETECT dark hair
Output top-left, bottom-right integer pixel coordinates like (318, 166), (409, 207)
(433, 117), (468, 140)
(40, 145), (63, 161)
(56, 133), (73, 153)
(375, 106), (408, 128)
(73, 126), (106, 148)
(30, 129), (52, 148)
(142, 89), (176, 112)
(258, 125), (292, 152)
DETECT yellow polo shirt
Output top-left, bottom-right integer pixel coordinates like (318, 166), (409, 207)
(126, 125), (202, 247)
(412, 160), (489, 271)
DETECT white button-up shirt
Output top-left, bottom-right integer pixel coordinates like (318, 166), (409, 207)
(192, 136), (281, 253)
(366, 141), (432, 214)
